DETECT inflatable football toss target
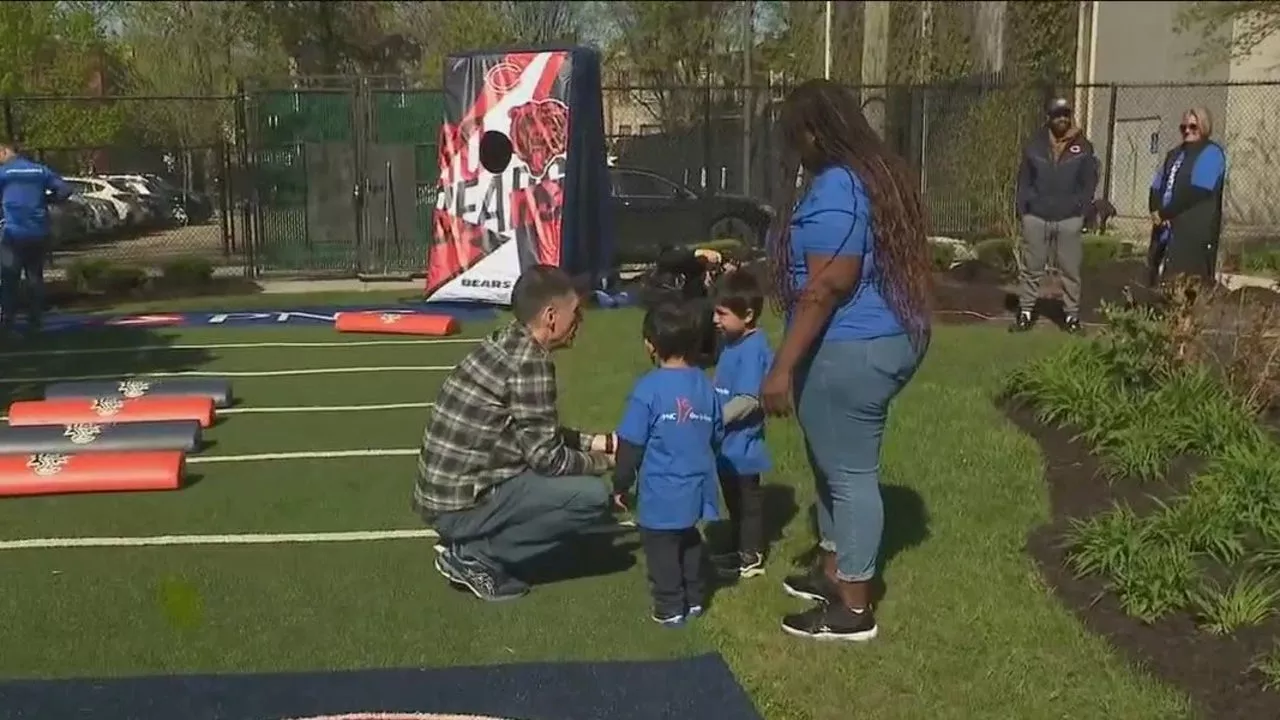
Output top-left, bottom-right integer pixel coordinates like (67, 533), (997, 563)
(426, 46), (614, 304)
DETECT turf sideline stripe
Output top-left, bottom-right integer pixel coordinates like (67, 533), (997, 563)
(0, 366), (454, 383)
(187, 449), (421, 463)
(220, 402), (435, 415)
(0, 403), (437, 423)
(0, 522), (637, 550)
(0, 338), (481, 359)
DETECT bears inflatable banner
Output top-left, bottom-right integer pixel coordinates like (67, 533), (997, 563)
(426, 46), (614, 305)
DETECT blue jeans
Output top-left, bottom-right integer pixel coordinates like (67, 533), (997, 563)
(795, 333), (921, 582)
(430, 472), (610, 570)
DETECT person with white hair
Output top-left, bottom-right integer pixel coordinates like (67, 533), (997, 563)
(1147, 106), (1227, 286)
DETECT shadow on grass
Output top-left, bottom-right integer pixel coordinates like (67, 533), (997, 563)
(791, 483), (931, 603)
(517, 534), (641, 585)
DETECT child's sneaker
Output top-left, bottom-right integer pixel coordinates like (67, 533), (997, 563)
(651, 609), (686, 627)
(687, 604), (704, 619)
(716, 551), (765, 579)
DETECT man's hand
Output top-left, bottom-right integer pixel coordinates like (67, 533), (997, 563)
(1150, 211), (1164, 227)
(611, 492), (629, 513)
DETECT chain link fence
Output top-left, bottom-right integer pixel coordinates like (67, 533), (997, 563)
(5, 79), (1276, 279)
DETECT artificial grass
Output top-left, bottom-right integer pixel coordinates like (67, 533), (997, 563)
(0, 315), (1193, 719)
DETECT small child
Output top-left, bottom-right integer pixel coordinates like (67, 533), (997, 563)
(613, 300), (724, 626)
(709, 270), (774, 579)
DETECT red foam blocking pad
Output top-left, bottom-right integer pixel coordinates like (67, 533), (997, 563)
(334, 312), (460, 336)
(8, 396), (216, 429)
(0, 451), (184, 497)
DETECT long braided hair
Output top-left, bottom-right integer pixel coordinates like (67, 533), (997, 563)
(767, 79), (934, 353)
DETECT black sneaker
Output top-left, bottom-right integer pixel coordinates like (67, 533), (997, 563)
(716, 551), (765, 579)
(781, 602), (878, 642)
(434, 546), (529, 602)
(782, 567), (839, 603)
(651, 608), (686, 627)
(1063, 315), (1081, 334)
(1008, 311), (1034, 333)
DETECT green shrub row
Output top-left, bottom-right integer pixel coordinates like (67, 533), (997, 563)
(962, 236), (1137, 277)
(65, 257), (215, 295)
(1006, 298), (1280, 650)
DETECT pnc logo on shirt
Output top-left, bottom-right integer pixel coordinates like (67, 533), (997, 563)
(661, 397), (711, 424)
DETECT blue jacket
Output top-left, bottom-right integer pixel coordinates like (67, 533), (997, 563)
(0, 157), (72, 242)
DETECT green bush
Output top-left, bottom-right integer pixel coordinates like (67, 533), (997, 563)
(65, 258), (116, 293)
(98, 265), (149, 295)
(161, 256), (215, 287)
(1081, 237), (1124, 271)
(1240, 246), (1280, 277)
(972, 237), (1016, 276)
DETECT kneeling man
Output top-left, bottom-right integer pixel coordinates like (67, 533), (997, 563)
(414, 265), (614, 601)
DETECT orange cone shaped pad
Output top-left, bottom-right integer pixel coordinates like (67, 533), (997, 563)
(0, 450), (183, 497)
(7, 396), (216, 429)
(334, 311), (460, 336)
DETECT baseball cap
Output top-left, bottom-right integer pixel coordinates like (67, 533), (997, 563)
(1047, 98), (1072, 116)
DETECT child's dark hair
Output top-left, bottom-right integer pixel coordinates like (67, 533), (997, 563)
(712, 269), (764, 323)
(642, 299), (706, 361)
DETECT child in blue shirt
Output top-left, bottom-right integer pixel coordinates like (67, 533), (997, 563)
(709, 270), (774, 579)
(613, 300), (724, 626)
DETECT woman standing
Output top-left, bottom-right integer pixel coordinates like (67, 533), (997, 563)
(1147, 107), (1227, 286)
(760, 79), (933, 642)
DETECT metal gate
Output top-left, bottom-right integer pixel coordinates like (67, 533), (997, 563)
(246, 79), (442, 277)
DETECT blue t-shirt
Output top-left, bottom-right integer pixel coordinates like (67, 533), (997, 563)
(712, 329), (772, 475)
(617, 366), (723, 531)
(788, 165), (904, 341)
(0, 158), (71, 242)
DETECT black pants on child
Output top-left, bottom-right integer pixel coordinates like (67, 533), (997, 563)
(640, 527), (705, 616)
(717, 472), (763, 555)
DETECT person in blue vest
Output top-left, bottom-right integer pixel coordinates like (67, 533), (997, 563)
(1147, 107), (1227, 287)
(0, 141), (72, 334)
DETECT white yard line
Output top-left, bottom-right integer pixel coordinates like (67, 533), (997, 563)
(0, 366), (454, 383)
(0, 338), (480, 359)
(188, 449), (420, 464)
(0, 521), (636, 551)
(220, 402), (435, 415)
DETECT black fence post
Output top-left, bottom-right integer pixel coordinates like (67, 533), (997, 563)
(3, 97), (13, 142)
(234, 79), (255, 279)
(1101, 83), (1119, 204)
(703, 78), (713, 195)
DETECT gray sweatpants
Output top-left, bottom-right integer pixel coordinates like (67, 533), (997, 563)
(1017, 214), (1083, 315)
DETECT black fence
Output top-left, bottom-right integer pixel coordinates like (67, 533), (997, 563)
(5, 79), (1277, 279)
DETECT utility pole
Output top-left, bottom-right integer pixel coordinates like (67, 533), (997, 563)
(861, 1), (890, 138)
(742, 1), (754, 196)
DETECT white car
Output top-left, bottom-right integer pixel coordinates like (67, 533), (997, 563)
(65, 176), (145, 226)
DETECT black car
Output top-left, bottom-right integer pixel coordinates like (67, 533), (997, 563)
(609, 167), (772, 262)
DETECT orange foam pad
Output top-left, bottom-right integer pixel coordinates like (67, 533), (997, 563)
(7, 396), (216, 429)
(0, 450), (183, 497)
(334, 311), (460, 336)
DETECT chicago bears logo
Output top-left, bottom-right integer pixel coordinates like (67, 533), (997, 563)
(379, 313), (404, 324)
(484, 62), (523, 93)
(508, 99), (569, 179)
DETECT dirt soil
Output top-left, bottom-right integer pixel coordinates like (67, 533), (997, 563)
(1004, 401), (1280, 719)
(45, 277), (262, 313)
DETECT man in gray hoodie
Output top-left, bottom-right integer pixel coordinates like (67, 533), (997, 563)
(1011, 98), (1099, 333)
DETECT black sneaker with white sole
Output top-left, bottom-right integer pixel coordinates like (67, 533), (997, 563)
(781, 602), (878, 642)
(782, 568), (839, 603)
(1063, 314), (1082, 334)
(434, 546), (529, 602)
(1008, 310), (1034, 333)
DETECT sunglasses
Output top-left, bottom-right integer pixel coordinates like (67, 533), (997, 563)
(1180, 123), (1200, 133)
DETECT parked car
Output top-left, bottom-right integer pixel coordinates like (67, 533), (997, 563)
(70, 194), (123, 236)
(608, 166), (773, 262)
(66, 177), (149, 228)
(139, 173), (215, 225)
(105, 174), (181, 226)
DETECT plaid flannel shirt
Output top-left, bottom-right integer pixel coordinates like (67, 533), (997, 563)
(413, 320), (609, 515)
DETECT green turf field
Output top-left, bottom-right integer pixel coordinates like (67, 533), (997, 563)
(0, 304), (1194, 720)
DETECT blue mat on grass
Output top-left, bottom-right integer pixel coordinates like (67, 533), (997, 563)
(0, 654), (763, 720)
(27, 302), (498, 333)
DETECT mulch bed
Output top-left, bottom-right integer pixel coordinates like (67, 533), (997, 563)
(45, 277), (262, 313)
(1003, 400), (1279, 719)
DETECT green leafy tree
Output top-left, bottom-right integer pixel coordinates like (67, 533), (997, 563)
(1177, 2), (1280, 69)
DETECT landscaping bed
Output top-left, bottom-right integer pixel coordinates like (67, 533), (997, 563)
(45, 256), (260, 312)
(1002, 282), (1280, 718)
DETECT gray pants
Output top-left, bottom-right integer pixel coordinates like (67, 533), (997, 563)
(431, 472), (610, 569)
(1017, 214), (1083, 315)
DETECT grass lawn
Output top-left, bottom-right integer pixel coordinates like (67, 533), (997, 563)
(0, 309), (1194, 719)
